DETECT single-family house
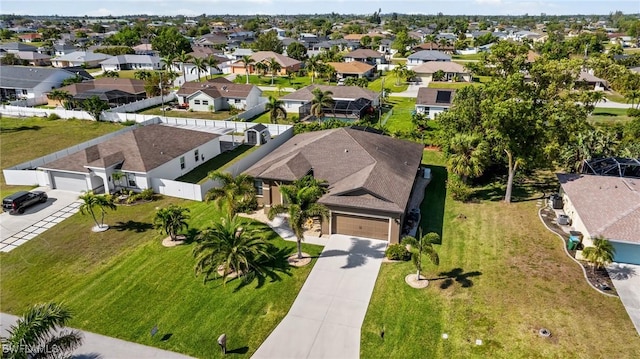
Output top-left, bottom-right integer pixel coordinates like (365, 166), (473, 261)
(99, 54), (162, 72)
(412, 61), (471, 84)
(231, 51), (301, 76)
(39, 124), (224, 194)
(578, 71), (610, 91)
(327, 61), (376, 79)
(53, 43), (78, 57)
(415, 88), (455, 119)
(407, 50), (451, 67)
(413, 42), (455, 53)
(343, 48), (386, 65)
(280, 84), (379, 118)
(14, 51), (51, 66)
(0, 42), (38, 54)
(557, 172), (640, 265)
(231, 48), (254, 60)
(0, 66), (80, 101)
(52, 51), (113, 68)
(17, 33), (42, 43)
(245, 127), (424, 242)
(176, 79), (262, 112)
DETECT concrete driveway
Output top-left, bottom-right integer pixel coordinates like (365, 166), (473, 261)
(252, 235), (387, 359)
(607, 263), (640, 335)
(0, 188), (81, 252)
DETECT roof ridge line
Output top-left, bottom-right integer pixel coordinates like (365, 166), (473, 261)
(593, 199), (640, 237)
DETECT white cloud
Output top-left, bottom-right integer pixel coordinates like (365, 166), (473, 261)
(87, 8), (115, 16)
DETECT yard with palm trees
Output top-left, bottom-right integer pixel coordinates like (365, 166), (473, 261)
(0, 197), (323, 358)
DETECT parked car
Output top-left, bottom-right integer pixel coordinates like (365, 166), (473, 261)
(2, 191), (48, 214)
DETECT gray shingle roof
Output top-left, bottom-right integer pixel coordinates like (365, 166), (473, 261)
(280, 85), (378, 102)
(407, 50), (451, 61)
(557, 173), (640, 243)
(416, 88), (455, 107)
(245, 128), (423, 214)
(0, 66), (73, 90)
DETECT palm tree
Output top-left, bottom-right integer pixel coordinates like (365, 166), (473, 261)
(103, 70), (119, 78)
(625, 89), (640, 109)
(255, 61), (268, 77)
(268, 176), (329, 259)
(134, 70), (152, 80)
(160, 54), (176, 73)
(205, 55), (221, 79)
(438, 38), (450, 51)
(306, 55), (322, 84)
(447, 133), (490, 184)
(154, 204), (190, 241)
(265, 95), (287, 124)
(425, 34), (437, 50)
(190, 56), (208, 82)
(582, 236), (615, 274)
(176, 50), (193, 84)
(193, 214), (272, 284)
(111, 171), (125, 193)
(1, 302), (83, 359)
(392, 63), (407, 86)
(78, 191), (116, 231)
(205, 171), (256, 215)
(310, 88), (334, 120)
(241, 55), (255, 84)
(47, 89), (72, 107)
(401, 231), (440, 280)
(268, 58), (282, 85)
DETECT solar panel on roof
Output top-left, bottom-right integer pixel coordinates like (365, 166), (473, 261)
(435, 91), (452, 104)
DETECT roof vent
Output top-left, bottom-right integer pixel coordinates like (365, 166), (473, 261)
(344, 149), (348, 153)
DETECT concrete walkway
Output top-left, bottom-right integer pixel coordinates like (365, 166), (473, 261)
(252, 234), (387, 359)
(607, 263), (640, 335)
(0, 313), (194, 359)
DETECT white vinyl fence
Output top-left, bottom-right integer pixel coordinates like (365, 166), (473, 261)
(108, 93), (176, 113)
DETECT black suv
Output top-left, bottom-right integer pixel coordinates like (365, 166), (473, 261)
(2, 191), (48, 214)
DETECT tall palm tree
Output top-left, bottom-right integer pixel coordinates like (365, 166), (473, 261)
(205, 55), (221, 79)
(134, 70), (152, 80)
(268, 58), (282, 85)
(190, 56), (208, 82)
(265, 96), (287, 124)
(160, 54), (176, 73)
(205, 171), (256, 215)
(268, 176), (329, 259)
(78, 191), (117, 231)
(625, 89), (640, 109)
(176, 50), (193, 84)
(582, 236), (615, 274)
(438, 38), (450, 51)
(392, 63), (407, 86)
(193, 214), (272, 284)
(424, 34), (437, 50)
(447, 133), (490, 184)
(401, 231), (440, 280)
(255, 61), (268, 77)
(154, 205), (190, 241)
(310, 88), (334, 120)
(241, 55), (255, 84)
(1, 302), (83, 359)
(306, 55), (322, 84)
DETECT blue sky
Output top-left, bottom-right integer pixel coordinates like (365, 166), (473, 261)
(1, 0), (638, 17)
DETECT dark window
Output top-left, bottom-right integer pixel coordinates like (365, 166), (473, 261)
(180, 156), (185, 169)
(254, 179), (263, 196)
(194, 149), (199, 162)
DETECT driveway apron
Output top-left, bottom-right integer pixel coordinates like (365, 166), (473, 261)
(253, 234), (387, 359)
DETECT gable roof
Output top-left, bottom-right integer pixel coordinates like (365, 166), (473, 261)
(0, 42), (37, 52)
(408, 50), (451, 61)
(251, 51), (301, 68)
(100, 54), (159, 65)
(327, 61), (375, 75)
(53, 51), (112, 62)
(344, 48), (384, 59)
(557, 173), (640, 243)
(40, 124), (220, 174)
(57, 78), (146, 96)
(0, 66), (74, 90)
(416, 88), (456, 107)
(177, 80), (256, 99)
(412, 61), (467, 74)
(280, 84), (378, 102)
(245, 127), (423, 214)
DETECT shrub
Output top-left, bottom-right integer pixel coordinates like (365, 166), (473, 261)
(138, 188), (155, 201)
(237, 196), (258, 214)
(448, 175), (473, 202)
(121, 120), (137, 126)
(385, 243), (410, 260)
(627, 108), (640, 118)
(47, 113), (60, 121)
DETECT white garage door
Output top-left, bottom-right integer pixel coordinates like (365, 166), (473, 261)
(51, 171), (88, 192)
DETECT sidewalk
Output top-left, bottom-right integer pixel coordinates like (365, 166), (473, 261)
(0, 313), (194, 359)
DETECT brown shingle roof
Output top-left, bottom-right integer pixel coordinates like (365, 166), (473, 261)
(245, 128), (423, 214)
(280, 85), (378, 102)
(557, 173), (640, 243)
(344, 48), (384, 59)
(416, 87), (455, 107)
(40, 124), (219, 174)
(412, 61), (468, 74)
(57, 78), (145, 96)
(177, 80), (255, 99)
(251, 51), (301, 68)
(327, 61), (374, 75)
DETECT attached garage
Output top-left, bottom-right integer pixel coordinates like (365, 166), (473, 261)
(50, 171), (88, 192)
(331, 213), (390, 241)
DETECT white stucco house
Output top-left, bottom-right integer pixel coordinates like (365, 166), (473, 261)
(557, 172), (640, 265)
(176, 78), (262, 112)
(415, 87), (455, 119)
(100, 54), (162, 72)
(52, 51), (113, 69)
(279, 84), (380, 114)
(38, 124), (225, 194)
(407, 50), (451, 68)
(0, 65), (81, 102)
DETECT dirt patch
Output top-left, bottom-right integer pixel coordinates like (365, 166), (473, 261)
(162, 235), (186, 247)
(288, 252), (312, 267)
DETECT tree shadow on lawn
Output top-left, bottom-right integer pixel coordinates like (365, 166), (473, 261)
(112, 220), (153, 233)
(231, 246), (294, 293)
(429, 267), (482, 289)
(471, 170), (557, 203)
(0, 125), (42, 133)
(419, 164), (447, 241)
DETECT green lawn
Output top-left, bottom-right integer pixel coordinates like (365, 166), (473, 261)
(234, 75), (329, 88)
(428, 81), (482, 89)
(361, 151), (640, 358)
(603, 92), (627, 103)
(369, 74), (409, 93)
(139, 107), (235, 121)
(0, 117), (123, 197)
(383, 97), (416, 133)
(589, 107), (633, 125)
(452, 53), (484, 61)
(176, 145), (259, 184)
(0, 197), (323, 358)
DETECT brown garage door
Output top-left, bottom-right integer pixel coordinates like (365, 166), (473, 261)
(332, 213), (389, 240)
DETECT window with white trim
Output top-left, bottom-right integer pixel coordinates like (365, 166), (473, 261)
(194, 149), (199, 162)
(180, 156), (185, 169)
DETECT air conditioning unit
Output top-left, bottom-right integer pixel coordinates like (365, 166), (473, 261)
(423, 168), (431, 180)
